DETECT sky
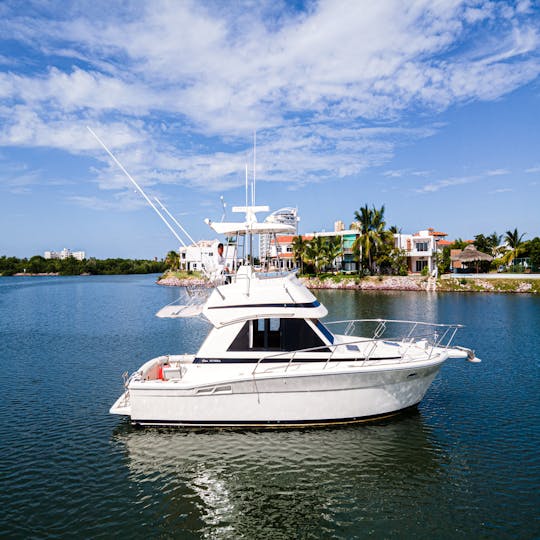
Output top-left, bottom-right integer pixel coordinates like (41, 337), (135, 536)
(0, 0), (539, 259)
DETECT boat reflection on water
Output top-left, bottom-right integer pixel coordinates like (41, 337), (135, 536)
(111, 411), (446, 537)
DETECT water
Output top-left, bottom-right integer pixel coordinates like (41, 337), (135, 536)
(0, 275), (538, 538)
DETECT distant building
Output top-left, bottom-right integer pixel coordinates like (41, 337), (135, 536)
(259, 208), (299, 264)
(267, 234), (313, 271)
(44, 248), (86, 261)
(313, 229), (359, 272)
(268, 229), (359, 272)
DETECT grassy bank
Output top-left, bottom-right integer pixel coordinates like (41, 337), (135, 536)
(438, 277), (540, 293)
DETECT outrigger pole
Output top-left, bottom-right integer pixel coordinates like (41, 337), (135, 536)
(154, 196), (206, 273)
(86, 127), (211, 277)
(154, 197), (196, 247)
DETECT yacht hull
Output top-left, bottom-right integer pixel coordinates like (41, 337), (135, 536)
(112, 357), (445, 427)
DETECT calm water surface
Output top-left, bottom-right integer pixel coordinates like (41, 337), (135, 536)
(0, 275), (538, 538)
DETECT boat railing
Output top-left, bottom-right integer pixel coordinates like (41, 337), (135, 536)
(326, 318), (462, 347)
(214, 266), (295, 285)
(251, 319), (463, 374)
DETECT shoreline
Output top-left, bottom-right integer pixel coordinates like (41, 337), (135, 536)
(156, 274), (540, 294)
(5, 273), (537, 293)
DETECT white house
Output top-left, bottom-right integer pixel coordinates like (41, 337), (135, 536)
(178, 240), (236, 272)
(394, 228), (447, 273)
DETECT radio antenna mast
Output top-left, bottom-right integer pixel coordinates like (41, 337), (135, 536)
(252, 131), (256, 206)
(220, 195), (227, 222)
(245, 164), (249, 208)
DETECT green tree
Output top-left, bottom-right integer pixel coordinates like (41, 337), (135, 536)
(527, 237), (540, 270)
(291, 235), (307, 274)
(504, 228), (526, 265)
(451, 238), (469, 250)
(165, 250), (180, 271)
(304, 237), (327, 275)
(324, 236), (343, 271)
(352, 204), (388, 274)
(28, 255), (47, 274)
(475, 232), (502, 257)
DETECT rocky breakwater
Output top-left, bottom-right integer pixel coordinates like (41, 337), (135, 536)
(157, 275), (210, 287)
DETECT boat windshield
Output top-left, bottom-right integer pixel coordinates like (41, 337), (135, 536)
(228, 318), (330, 352)
(315, 320), (334, 344)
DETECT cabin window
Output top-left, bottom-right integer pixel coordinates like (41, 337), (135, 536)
(228, 318), (329, 352)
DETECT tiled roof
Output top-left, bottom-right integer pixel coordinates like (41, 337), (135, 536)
(272, 234), (313, 244)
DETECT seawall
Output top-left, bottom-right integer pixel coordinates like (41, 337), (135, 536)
(156, 274), (540, 293)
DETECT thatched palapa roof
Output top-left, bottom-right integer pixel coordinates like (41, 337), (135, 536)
(452, 244), (493, 263)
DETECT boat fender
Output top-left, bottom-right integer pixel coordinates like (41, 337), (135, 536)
(157, 365), (163, 380)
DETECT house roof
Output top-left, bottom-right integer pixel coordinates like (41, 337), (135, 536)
(272, 234), (313, 244)
(452, 245), (493, 262)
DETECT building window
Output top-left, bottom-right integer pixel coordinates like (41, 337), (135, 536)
(416, 242), (429, 252)
(415, 260), (428, 272)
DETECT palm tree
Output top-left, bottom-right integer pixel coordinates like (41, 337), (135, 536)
(291, 235), (306, 274)
(352, 204), (387, 274)
(165, 250), (180, 271)
(324, 236), (343, 271)
(504, 228), (526, 265)
(488, 232), (504, 258)
(304, 236), (327, 275)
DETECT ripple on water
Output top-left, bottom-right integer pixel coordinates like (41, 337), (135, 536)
(0, 277), (539, 538)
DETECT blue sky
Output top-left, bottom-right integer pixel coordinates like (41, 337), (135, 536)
(1, 0), (539, 259)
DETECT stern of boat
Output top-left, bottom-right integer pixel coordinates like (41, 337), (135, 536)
(110, 390), (131, 416)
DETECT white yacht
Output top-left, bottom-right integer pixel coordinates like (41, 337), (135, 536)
(110, 203), (479, 427)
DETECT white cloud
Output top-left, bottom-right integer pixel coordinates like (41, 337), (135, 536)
(417, 174), (480, 193)
(383, 168), (432, 178)
(65, 193), (147, 212)
(485, 169), (510, 176)
(0, 0), (539, 201)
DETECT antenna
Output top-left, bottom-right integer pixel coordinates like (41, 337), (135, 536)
(245, 164), (248, 208)
(252, 131), (256, 206)
(220, 195), (227, 222)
